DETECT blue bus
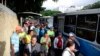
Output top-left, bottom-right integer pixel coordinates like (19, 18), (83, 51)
(53, 8), (100, 56)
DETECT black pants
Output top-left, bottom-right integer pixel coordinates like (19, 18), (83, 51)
(54, 49), (63, 56)
(15, 52), (19, 56)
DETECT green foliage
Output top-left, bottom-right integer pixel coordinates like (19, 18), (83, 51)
(6, 0), (46, 13)
(83, 1), (100, 10)
(6, 0), (59, 13)
(40, 10), (61, 16)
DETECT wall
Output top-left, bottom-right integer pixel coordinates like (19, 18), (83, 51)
(0, 4), (18, 56)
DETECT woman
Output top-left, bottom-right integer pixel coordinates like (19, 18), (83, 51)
(40, 33), (51, 56)
(25, 30), (36, 44)
(62, 41), (75, 56)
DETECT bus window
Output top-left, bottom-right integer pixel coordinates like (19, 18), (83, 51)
(64, 15), (76, 33)
(53, 16), (58, 29)
(77, 15), (98, 30)
(64, 16), (76, 25)
(76, 28), (95, 41)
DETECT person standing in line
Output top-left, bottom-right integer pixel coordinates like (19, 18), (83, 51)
(24, 35), (42, 56)
(47, 27), (55, 37)
(39, 24), (46, 42)
(25, 30), (36, 44)
(67, 32), (80, 56)
(54, 33), (64, 56)
(35, 24), (40, 43)
(44, 22), (49, 32)
(67, 32), (80, 47)
(23, 22), (29, 33)
(10, 26), (22, 56)
(62, 41), (75, 56)
(19, 28), (26, 56)
(47, 27), (55, 43)
(29, 22), (35, 30)
(40, 33), (51, 56)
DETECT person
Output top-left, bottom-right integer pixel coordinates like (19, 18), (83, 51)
(47, 27), (55, 37)
(68, 33), (80, 45)
(24, 35), (42, 56)
(10, 26), (22, 56)
(23, 22), (29, 33)
(47, 27), (55, 49)
(44, 22), (49, 32)
(39, 24), (46, 42)
(25, 30), (35, 44)
(67, 32), (80, 56)
(62, 41), (75, 56)
(40, 33), (51, 56)
(35, 24), (40, 37)
(47, 27), (55, 40)
(54, 33), (64, 56)
(35, 24), (40, 42)
(19, 38), (26, 56)
(19, 28), (26, 41)
(19, 28), (26, 56)
(29, 22), (35, 30)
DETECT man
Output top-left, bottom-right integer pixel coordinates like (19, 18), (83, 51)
(67, 33), (80, 48)
(62, 41), (75, 56)
(24, 35), (42, 56)
(67, 32), (80, 56)
(47, 27), (55, 47)
(54, 33), (64, 56)
(19, 28), (26, 56)
(11, 26), (22, 56)
(47, 27), (55, 38)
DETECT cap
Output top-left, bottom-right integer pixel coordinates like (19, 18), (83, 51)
(68, 32), (75, 37)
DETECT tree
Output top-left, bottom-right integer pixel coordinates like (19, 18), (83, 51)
(40, 10), (61, 16)
(83, 1), (100, 10)
(15, 0), (45, 13)
(6, 0), (59, 13)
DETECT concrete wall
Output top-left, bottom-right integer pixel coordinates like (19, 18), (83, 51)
(0, 4), (18, 56)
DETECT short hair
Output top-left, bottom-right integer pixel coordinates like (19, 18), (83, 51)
(66, 41), (75, 47)
(31, 35), (37, 39)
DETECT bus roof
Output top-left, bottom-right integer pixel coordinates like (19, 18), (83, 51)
(55, 8), (100, 16)
(66, 8), (100, 15)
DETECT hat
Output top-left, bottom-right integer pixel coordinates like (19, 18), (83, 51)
(68, 32), (75, 37)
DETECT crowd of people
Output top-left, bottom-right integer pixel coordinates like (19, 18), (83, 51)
(10, 19), (80, 56)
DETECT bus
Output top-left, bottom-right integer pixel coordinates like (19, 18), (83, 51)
(53, 8), (100, 56)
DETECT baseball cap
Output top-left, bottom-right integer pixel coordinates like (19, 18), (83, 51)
(68, 32), (75, 37)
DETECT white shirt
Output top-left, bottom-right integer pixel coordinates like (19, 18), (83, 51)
(30, 25), (35, 30)
(62, 48), (75, 56)
(54, 37), (64, 49)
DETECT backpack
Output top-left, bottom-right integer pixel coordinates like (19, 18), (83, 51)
(57, 37), (62, 48)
